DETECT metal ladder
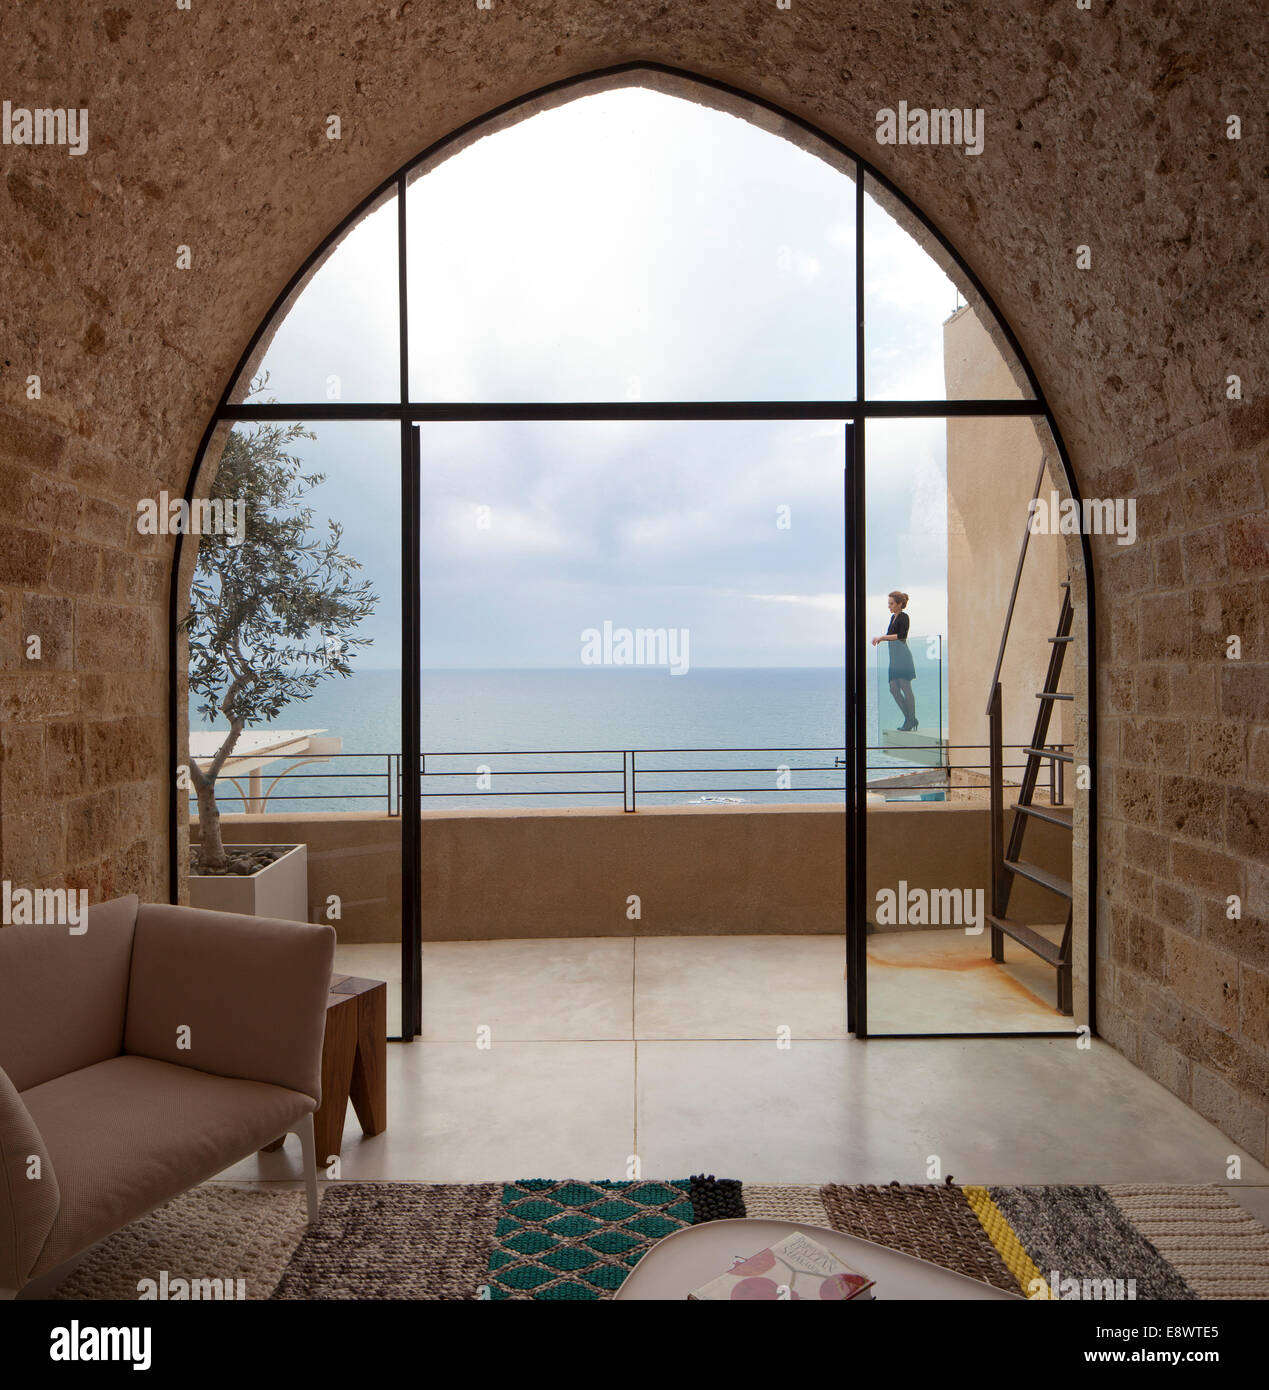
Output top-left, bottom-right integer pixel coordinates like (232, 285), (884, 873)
(986, 579), (1075, 1013)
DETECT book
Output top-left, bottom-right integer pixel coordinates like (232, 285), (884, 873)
(687, 1230), (876, 1300)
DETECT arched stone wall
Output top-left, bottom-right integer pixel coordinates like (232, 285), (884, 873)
(1, 5), (1265, 1158)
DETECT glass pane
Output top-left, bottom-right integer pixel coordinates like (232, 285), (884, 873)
(407, 88), (856, 402)
(863, 174), (1033, 401)
(419, 419), (846, 943)
(230, 190), (399, 404)
(187, 419), (403, 1035)
(863, 415), (1075, 1034)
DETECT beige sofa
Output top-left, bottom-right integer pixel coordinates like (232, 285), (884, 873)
(0, 894), (335, 1298)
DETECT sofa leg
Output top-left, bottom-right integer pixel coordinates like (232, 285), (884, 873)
(294, 1111), (320, 1225)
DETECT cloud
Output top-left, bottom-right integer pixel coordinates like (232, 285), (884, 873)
(861, 191), (961, 399)
(429, 497), (574, 560)
(404, 88), (855, 403)
(778, 247), (822, 279)
(864, 197), (958, 318)
(750, 592), (845, 615)
(253, 88), (974, 670)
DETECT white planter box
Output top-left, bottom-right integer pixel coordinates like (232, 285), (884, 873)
(188, 843), (309, 923)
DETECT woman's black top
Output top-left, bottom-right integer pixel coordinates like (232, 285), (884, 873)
(886, 610), (916, 680)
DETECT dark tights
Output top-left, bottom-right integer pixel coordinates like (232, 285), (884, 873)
(889, 678), (916, 728)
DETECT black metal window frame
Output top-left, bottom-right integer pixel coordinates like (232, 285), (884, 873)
(169, 61), (1097, 1043)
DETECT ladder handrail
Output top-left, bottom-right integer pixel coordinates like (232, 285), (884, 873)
(988, 682), (1004, 921)
(985, 452), (1050, 715)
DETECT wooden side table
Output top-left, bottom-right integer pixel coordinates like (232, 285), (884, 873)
(262, 973), (387, 1164)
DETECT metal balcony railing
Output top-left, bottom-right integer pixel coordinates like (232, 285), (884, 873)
(189, 743), (1069, 815)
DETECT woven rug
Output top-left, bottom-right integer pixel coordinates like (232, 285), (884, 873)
(48, 1179), (1269, 1300)
(53, 1184), (309, 1301)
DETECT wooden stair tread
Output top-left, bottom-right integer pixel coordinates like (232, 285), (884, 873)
(1011, 802), (1073, 829)
(986, 914), (1066, 965)
(1004, 858), (1073, 898)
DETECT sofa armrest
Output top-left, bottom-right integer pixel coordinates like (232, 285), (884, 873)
(124, 904), (336, 1105)
(0, 1065), (60, 1293)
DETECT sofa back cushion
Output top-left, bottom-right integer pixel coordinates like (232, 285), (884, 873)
(0, 895), (139, 1092)
(125, 903), (334, 1101)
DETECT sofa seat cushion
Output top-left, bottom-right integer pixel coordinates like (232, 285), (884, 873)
(20, 1055), (312, 1278)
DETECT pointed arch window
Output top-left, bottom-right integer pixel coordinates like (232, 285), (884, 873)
(178, 66), (1094, 1042)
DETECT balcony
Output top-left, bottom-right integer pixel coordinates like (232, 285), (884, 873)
(194, 740), (1073, 1036)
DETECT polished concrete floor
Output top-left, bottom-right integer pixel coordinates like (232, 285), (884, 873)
(213, 936), (1269, 1224)
(866, 924), (1068, 1031)
(332, 927), (1070, 1040)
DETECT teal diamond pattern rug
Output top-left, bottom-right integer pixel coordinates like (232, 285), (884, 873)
(485, 1179), (696, 1299)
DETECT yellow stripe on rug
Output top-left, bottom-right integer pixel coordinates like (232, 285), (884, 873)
(963, 1185), (1050, 1298)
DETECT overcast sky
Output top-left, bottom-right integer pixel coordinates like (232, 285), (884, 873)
(241, 87), (1015, 669)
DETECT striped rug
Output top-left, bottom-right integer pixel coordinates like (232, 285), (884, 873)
(49, 1179), (1269, 1301)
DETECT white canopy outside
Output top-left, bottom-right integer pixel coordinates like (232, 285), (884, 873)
(189, 729), (342, 812)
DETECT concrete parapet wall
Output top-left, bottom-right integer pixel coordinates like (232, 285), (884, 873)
(201, 801), (1070, 946)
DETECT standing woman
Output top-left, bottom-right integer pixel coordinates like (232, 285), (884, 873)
(872, 591), (918, 731)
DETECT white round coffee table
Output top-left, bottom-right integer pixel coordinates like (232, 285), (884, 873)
(615, 1218), (1022, 1300)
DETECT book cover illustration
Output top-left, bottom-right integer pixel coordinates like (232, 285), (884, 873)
(688, 1231), (876, 1301)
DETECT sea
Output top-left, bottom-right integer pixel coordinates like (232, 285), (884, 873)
(191, 664), (945, 814)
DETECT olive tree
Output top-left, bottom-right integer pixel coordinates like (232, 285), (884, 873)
(184, 416), (377, 870)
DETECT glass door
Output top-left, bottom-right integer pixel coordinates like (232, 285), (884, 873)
(857, 415), (1078, 1037)
(409, 417), (849, 1042)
